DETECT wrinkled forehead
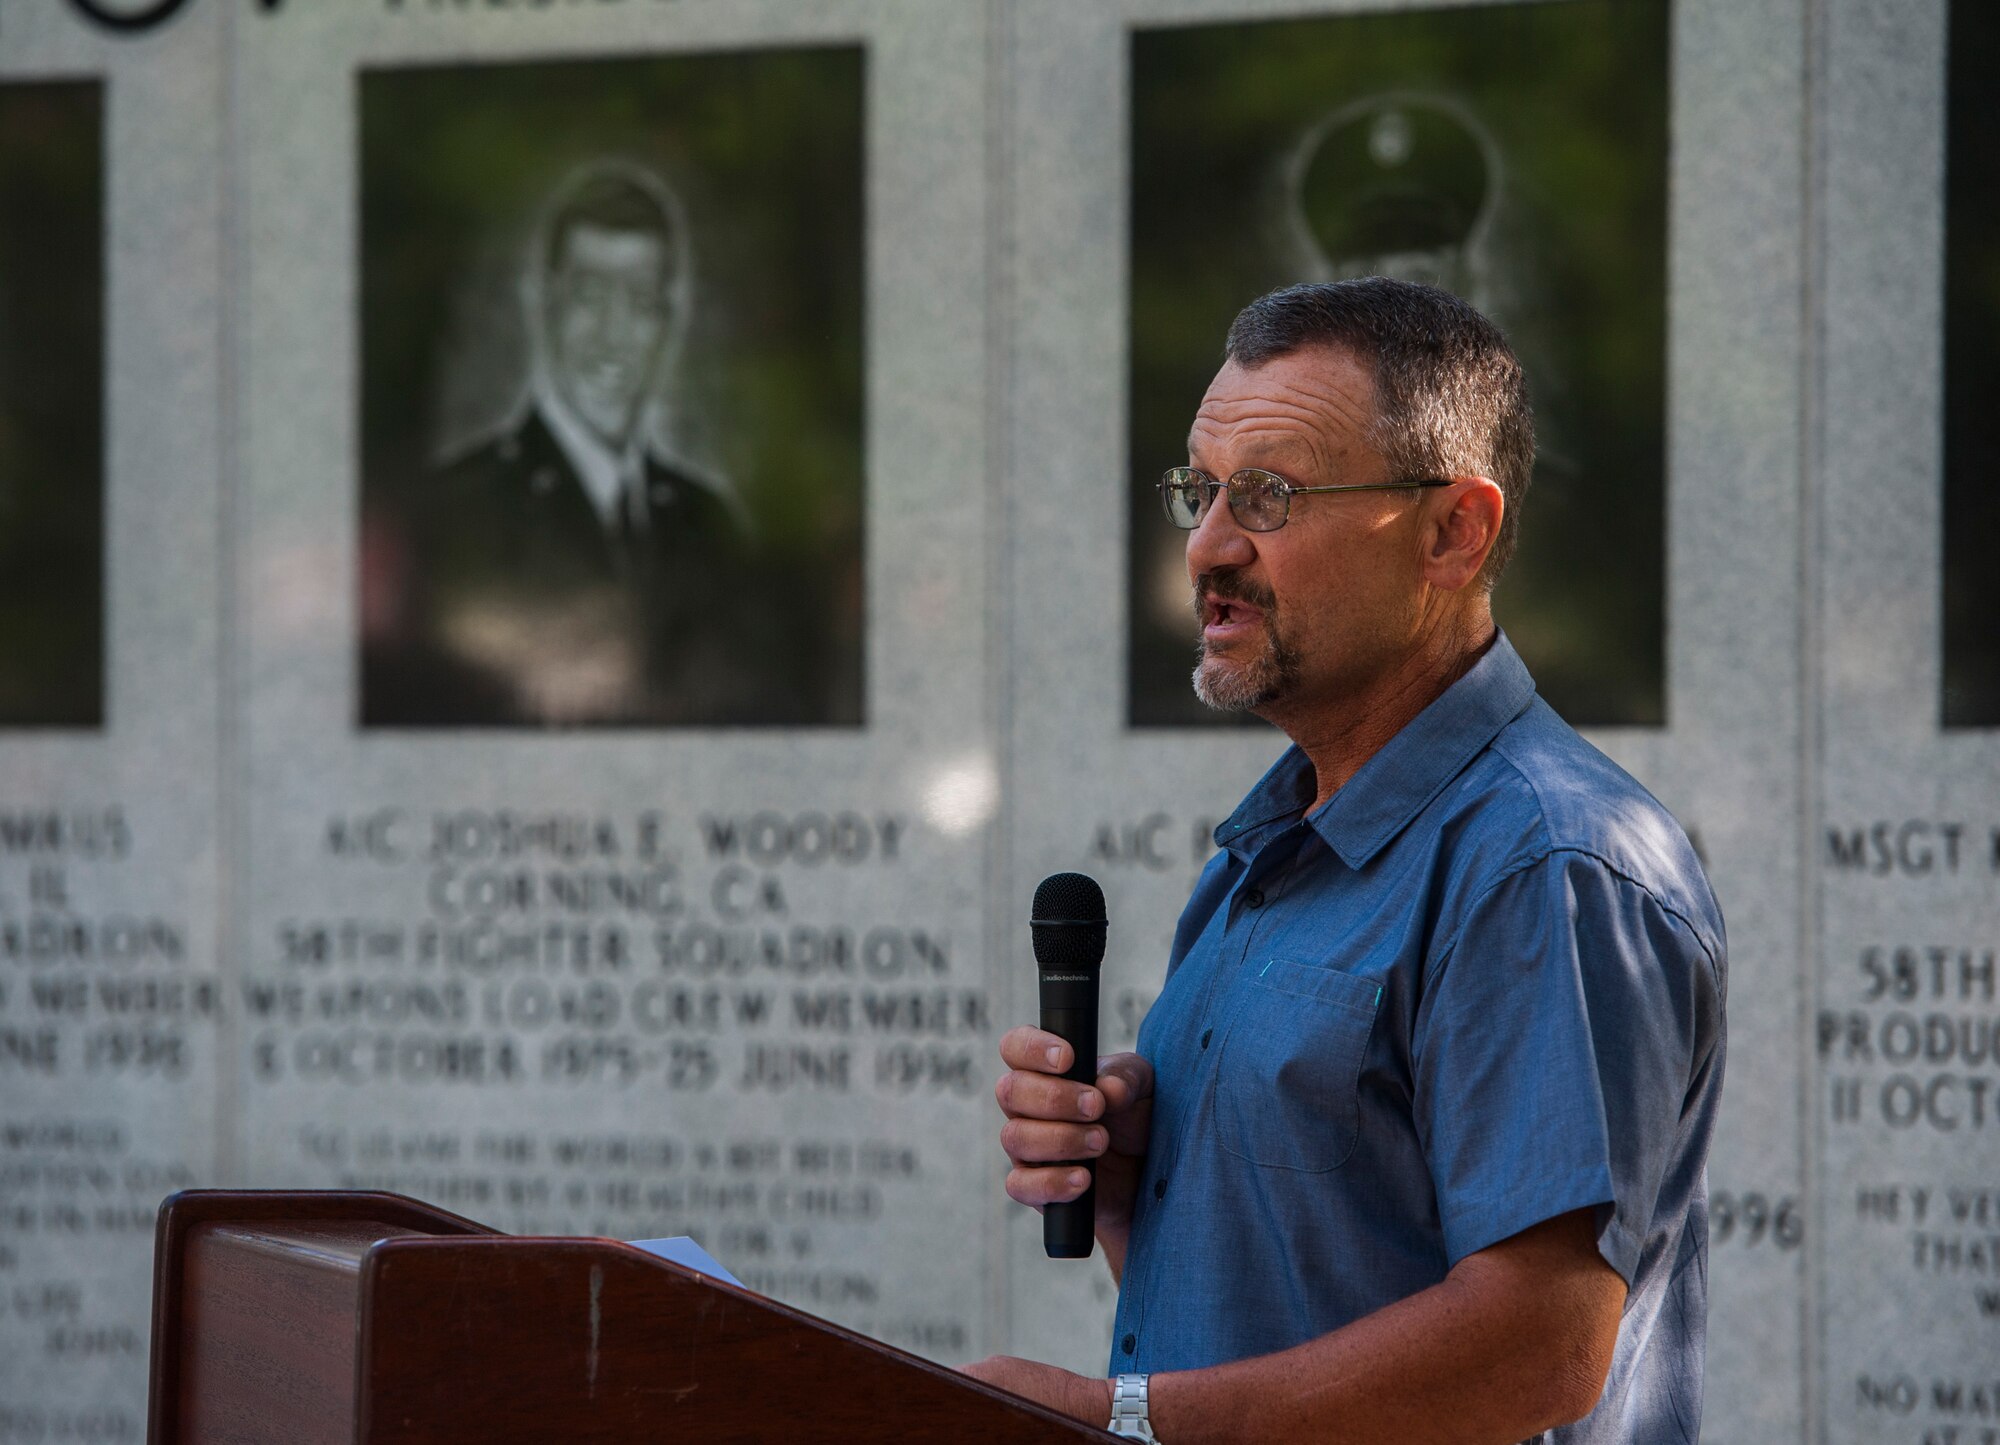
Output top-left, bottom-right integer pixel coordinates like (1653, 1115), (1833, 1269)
(1187, 345), (1380, 475)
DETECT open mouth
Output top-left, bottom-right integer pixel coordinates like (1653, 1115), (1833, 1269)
(1200, 591), (1267, 644)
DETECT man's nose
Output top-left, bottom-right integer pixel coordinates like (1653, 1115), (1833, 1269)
(1185, 486), (1257, 578)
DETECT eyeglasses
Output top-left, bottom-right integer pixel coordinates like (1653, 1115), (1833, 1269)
(1158, 466), (1451, 532)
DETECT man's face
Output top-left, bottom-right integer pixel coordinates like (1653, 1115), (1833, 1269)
(1186, 345), (1430, 717)
(544, 222), (672, 448)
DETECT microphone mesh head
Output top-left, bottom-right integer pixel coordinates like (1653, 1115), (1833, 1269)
(1033, 871), (1105, 924)
(1031, 872), (1107, 970)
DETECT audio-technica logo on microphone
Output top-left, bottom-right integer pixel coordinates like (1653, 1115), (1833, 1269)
(1043, 973), (1094, 982)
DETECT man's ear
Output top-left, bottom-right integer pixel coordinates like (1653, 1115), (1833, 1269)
(1421, 477), (1505, 593)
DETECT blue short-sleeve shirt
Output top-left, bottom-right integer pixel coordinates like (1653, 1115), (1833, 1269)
(1111, 632), (1726, 1444)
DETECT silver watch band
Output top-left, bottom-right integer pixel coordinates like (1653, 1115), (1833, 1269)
(1107, 1372), (1158, 1441)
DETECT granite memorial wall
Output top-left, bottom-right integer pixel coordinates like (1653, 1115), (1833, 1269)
(0, 1), (1990, 1442)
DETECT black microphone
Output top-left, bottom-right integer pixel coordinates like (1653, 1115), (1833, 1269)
(1031, 871), (1107, 1259)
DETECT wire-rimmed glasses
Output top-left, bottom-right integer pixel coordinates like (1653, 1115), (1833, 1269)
(1159, 466), (1451, 532)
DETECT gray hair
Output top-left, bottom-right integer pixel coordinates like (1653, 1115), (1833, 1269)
(1224, 278), (1534, 587)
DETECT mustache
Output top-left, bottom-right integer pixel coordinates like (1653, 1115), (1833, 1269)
(1193, 571), (1277, 615)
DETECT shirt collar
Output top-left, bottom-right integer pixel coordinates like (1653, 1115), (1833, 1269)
(532, 373), (644, 530)
(1212, 630), (1538, 869)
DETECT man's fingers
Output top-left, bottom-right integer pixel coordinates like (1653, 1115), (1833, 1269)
(1006, 1164), (1093, 1209)
(1000, 1025), (1072, 1074)
(994, 1068), (1102, 1123)
(1093, 1051), (1155, 1109)
(1089, 1052), (1155, 1155)
(1001, 1117), (1108, 1166)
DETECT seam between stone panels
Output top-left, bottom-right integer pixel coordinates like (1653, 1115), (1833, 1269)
(983, 0), (1018, 1363)
(1797, 0), (1830, 1438)
(213, 0), (244, 1189)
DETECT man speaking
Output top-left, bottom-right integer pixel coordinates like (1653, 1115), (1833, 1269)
(968, 279), (1725, 1443)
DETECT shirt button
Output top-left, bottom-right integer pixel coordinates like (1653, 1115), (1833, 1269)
(1154, 1177), (1167, 1200)
(1122, 1333), (1137, 1354)
(1200, 1028), (1212, 1050)
(1242, 888), (1264, 909)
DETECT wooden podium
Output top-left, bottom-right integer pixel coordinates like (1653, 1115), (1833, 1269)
(146, 1190), (1109, 1443)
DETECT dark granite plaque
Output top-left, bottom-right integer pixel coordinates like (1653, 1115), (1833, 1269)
(1127, 1), (1669, 728)
(358, 49), (864, 729)
(0, 80), (103, 728)
(1943, 0), (2000, 727)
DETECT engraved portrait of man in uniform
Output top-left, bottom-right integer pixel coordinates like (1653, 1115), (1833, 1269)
(359, 52), (864, 729)
(365, 160), (749, 726)
(516, 163), (715, 529)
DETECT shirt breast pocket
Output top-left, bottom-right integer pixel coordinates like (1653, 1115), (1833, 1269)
(1215, 960), (1381, 1173)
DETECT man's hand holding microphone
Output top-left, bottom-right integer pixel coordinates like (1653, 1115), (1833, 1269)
(960, 874), (1158, 1429)
(995, 1027), (1154, 1278)
(995, 871), (1154, 1274)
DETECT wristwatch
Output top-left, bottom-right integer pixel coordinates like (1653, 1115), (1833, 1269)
(1107, 1373), (1158, 1440)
